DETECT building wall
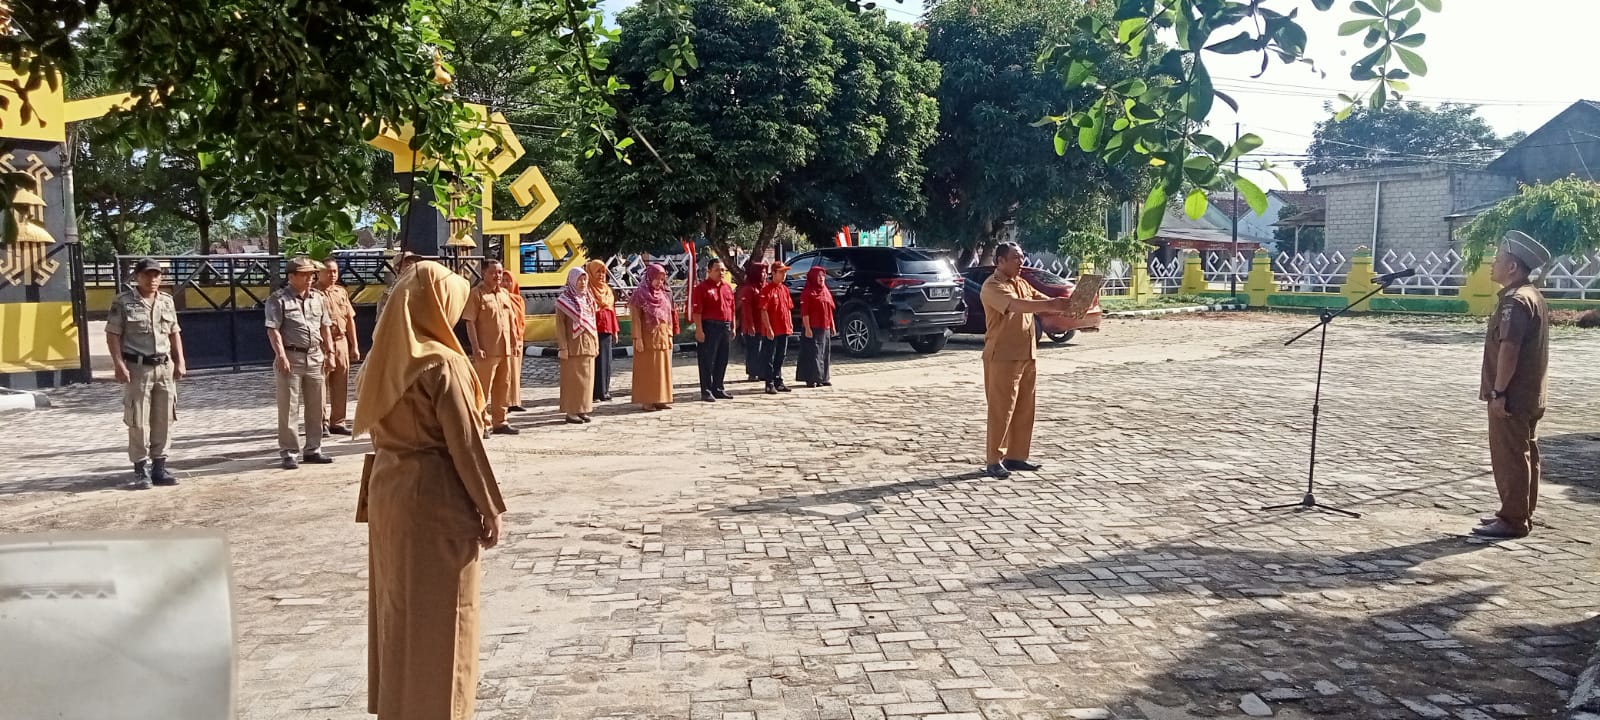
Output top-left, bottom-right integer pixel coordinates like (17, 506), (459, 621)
(1312, 165), (1515, 259)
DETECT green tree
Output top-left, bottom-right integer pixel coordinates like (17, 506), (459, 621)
(565, 0), (939, 266)
(1302, 102), (1499, 177)
(916, 0), (1148, 265)
(1040, 0), (1443, 241)
(1458, 177), (1600, 269)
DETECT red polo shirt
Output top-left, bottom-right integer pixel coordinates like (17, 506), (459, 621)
(759, 283), (795, 335)
(693, 279), (735, 322)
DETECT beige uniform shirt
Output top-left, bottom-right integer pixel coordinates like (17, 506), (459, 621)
(980, 272), (1046, 362)
(265, 287), (333, 360)
(107, 290), (180, 357)
(322, 285), (356, 342)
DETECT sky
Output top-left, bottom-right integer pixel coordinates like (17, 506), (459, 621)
(600, 0), (1600, 190)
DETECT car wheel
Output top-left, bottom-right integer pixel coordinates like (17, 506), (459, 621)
(839, 309), (882, 358)
(1047, 330), (1077, 344)
(908, 333), (948, 354)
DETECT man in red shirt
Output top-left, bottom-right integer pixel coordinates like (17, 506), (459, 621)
(692, 258), (737, 402)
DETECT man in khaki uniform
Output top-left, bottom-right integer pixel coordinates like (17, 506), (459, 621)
(1473, 230), (1552, 539)
(106, 257), (188, 489)
(317, 258), (361, 435)
(464, 260), (521, 436)
(266, 257), (337, 469)
(979, 243), (1072, 478)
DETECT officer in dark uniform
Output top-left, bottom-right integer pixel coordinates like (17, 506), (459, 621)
(106, 257), (187, 489)
(1474, 230), (1552, 539)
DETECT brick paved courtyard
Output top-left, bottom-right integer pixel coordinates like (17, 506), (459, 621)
(2, 315), (1597, 720)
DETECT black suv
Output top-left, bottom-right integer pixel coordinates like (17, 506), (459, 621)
(783, 247), (966, 357)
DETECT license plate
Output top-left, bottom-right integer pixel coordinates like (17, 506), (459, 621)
(927, 287), (951, 299)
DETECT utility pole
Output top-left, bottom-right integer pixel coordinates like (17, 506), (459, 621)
(1230, 122), (1240, 299)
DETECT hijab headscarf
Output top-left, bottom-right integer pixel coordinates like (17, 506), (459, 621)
(802, 265), (835, 313)
(504, 270), (526, 341)
(584, 259), (615, 310)
(555, 267), (597, 338)
(354, 261), (482, 438)
(629, 263), (673, 328)
(742, 262), (768, 287)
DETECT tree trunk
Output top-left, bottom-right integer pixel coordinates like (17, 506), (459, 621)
(748, 214), (781, 268)
(266, 208), (281, 290)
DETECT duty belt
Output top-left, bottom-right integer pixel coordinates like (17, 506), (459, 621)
(121, 352), (169, 366)
(284, 345), (313, 353)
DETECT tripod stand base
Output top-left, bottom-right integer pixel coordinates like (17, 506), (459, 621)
(1263, 493), (1361, 518)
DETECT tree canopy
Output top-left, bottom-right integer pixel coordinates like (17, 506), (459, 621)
(1459, 177), (1600, 269)
(1301, 102), (1501, 178)
(563, 0), (938, 265)
(915, 0), (1148, 265)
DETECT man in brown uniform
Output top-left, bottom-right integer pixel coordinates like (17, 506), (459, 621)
(1473, 230), (1552, 539)
(266, 257), (337, 469)
(376, 251), (421, 320)
(106, 258), (188, 489)
(979, 243), (1073, 478)
(464, 260), (521, 436)
(318, 258), (361, 435)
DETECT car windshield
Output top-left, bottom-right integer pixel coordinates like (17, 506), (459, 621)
(1024, 267), (1070, 286)
(851, 250), (957, 279)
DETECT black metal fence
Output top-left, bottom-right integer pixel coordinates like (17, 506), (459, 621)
(100, 253), (486, 371)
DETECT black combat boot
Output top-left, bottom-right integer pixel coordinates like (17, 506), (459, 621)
(150, 458), (179, 486)
(130, 461), (152, 490)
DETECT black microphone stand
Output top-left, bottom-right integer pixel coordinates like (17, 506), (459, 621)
(1262, 278), (1397, 518)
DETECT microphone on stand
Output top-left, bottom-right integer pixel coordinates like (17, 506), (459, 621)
(1372, 268), (1416, 285)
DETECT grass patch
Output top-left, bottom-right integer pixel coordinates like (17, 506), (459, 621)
(1100, 293), (1241, 312)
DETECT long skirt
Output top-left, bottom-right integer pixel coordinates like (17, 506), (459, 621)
(368, 513), (481, 719)
(593, 333), (614, 400)
(508, 351), (524, 408)
(796, 330), (831, 384)
(632, 348), (674, 406)
(559, 356), (595, 415)
(742, 334), (764, 379)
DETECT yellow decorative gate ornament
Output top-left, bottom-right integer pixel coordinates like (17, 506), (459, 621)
(0, 182), (59, 287)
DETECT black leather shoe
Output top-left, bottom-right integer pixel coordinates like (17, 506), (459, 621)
(565, 415), (585, 424)
(776, 383), (792, 393)
(1002, 459), (1042, 472)
(579, 415), (593, 423)
(327, 425), (352, 436)
(702, 391), (716, 403)
(303, 453), (335, 464)
(281, 456), (300, 470)
(1471, 519), (1529, 539)
(985, 463), (1011, 479)
(764, 384), (778, 395)
(150, 460), (179, 486)
(491, 425), (521, 435)
(713, 389), (734, 400)
(508, 405), (528, 413)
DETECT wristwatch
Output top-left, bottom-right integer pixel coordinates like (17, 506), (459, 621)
(1489, 389), (1507, 400)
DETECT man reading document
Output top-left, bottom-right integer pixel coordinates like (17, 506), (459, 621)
(979, 243), (1082, 479)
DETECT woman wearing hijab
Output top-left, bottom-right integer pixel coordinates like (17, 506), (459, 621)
(736, 262), (768, 382)
(628, 263), (678, 411)
(502, 269), (528, 412)
(585, 259), (618, 402)
(554, 267), (599, 424)
(757, 262), (794, 394)
(354, 261), (506, 720)
(796, 265), (836, 388)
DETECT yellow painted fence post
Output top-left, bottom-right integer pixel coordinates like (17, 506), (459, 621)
(1179, 251), (1207, 295)
(1246, 248), (1273, 307)
(1129, 259), (1153, 304)
(1463, 250), (1499, 316)
(1340, 246), (1378, 311)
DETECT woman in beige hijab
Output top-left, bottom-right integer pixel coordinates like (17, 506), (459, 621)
(354, 261), (506, 720)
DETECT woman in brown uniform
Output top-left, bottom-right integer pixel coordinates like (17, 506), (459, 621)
(354, 261), (506, 720)
(554, 267), (599, 424)
(629, 263), (678, 410)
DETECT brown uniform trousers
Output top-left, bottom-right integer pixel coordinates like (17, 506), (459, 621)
(1488, 413), (1541, 524)
(984, 359), (1037, 465)
(472, 356), (516, 427)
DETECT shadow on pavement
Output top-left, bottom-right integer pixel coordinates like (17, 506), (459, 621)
(710, 468), (989, 518)
(1094, 590), (1595, 719)
(1542, 432), (1600, 508)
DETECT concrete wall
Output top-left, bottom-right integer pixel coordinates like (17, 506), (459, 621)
(1310, 165), (1515, 259)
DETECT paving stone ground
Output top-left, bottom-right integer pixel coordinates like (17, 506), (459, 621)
(2, 314), (1598, 720)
